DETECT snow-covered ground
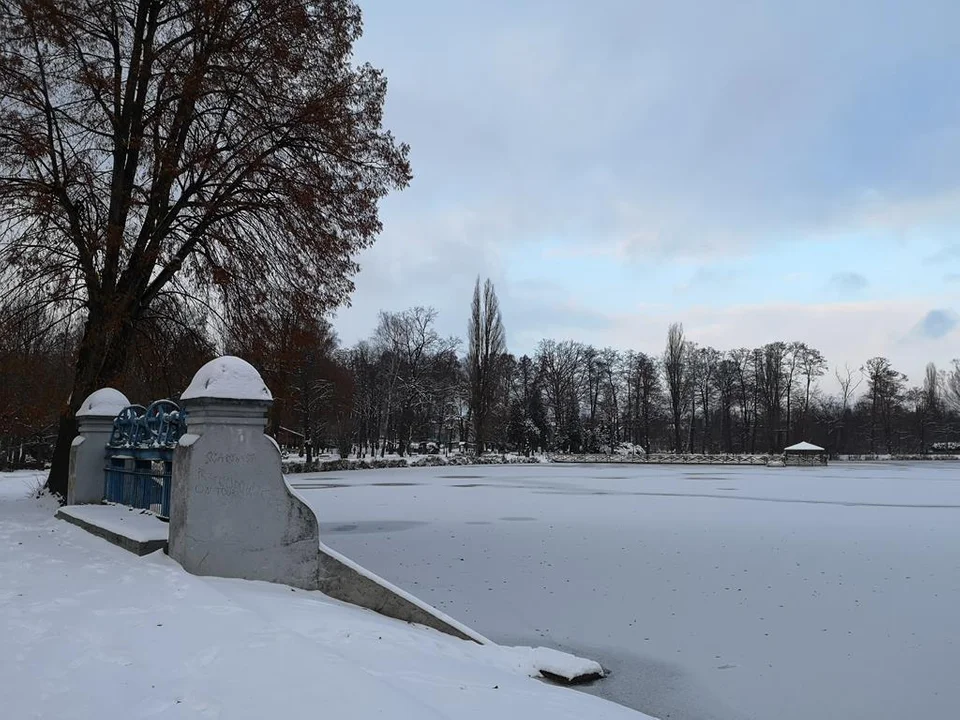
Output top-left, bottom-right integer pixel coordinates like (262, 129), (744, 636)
(0, 471), (649, 720)
(292, 463), (960, 720)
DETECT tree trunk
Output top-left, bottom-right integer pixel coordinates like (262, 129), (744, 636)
(46, 302), (137, 498)
(724, 405), (733, 452)
(785, 388), (792, 445)
(47, 414), (79, 499)
(473, 406), (486, 455)
(701, 395), (709, 454)
(642, 401), (651, 455)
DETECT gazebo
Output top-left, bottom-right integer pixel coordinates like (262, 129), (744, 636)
(783, 441), (827, 466)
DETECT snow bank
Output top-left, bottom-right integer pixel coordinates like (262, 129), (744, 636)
(0, 473), (649, 720)
(181, 356), (273, 401)
(76, 387), (130, 417)
(283, 454), (541, 474)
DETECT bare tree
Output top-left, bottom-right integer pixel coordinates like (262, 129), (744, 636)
(924, 362), (941, 415)
(599, 348), (621, 451)
(583, 346), (624, 451)
(506, 354), (546, 455)
(798, 345), (827, 440)
(663, 322), (688, 453)
(466, 278), (506, 454)
(695, 346), (718, 453)
(536, 339), (585, 450)
(621, 350), (661, 454)
(943, 360), (960, 413)
(373, 307), (455, 455)
(0, 0), (411, 496)
(685, 341), (699, 453)
(635, 353), (662, 453)
(758, 342), (788, 451)
(713, 355), (738, 452)
(836, 363), (862, 411)
(831, 363), (862, 454)
(0, 298), (78, 467)
(729, 348), (754, 452)
(784, 342), (805, 442)
(346, 341), (379, 457)
(227, 302), (337, 459)
(862, 357), (907, 453)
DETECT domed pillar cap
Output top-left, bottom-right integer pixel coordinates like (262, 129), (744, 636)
(181, 356), (273, 403)
(76, 388), (131, 418)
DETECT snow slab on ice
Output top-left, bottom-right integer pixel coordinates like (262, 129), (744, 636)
(0, 471), (649, 720)
(76, 387), (130, 417)
(494, 646), (603, 682)
(58, 503), (168, 543)
(181, 355), (273, 401)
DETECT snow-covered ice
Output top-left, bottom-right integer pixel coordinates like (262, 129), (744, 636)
(0, 471), (646, 720)
(181, 355), (273, 401)
(292, 462), (960, 720)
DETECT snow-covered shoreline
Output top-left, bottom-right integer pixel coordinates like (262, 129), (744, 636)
(550, 452), (775, 465)
(282, 453), (542, 474)
(0, 471), (650, 720)
(834, 453), (960, 461)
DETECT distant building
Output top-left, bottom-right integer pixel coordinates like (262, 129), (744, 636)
(784, 441), (827, 466)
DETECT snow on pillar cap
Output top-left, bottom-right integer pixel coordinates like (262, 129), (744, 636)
(181, 356), (273, 402)
(76, 388), (131, 417)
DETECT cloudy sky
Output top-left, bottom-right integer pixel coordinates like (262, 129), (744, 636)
(333, 0), (960, 388)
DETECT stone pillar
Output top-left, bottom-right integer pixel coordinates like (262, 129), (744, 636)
(169, 357), (322, 588)
(168, 356), (486, 643)
(67, 388), (130, 505)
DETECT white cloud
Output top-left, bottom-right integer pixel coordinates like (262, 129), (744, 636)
(825, 272), (869, 295)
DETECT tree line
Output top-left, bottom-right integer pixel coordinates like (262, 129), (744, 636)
(3, 278), (959, 468)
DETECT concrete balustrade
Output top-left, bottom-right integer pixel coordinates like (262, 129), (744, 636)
(168, 356), (485, 643)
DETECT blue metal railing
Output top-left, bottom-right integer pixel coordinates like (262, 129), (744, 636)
(103, 400), (186, 520)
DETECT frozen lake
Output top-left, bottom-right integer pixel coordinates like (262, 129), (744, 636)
(293, 462), (960, 720)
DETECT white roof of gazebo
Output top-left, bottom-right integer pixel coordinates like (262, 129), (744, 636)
(784, 441), (825, 452)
